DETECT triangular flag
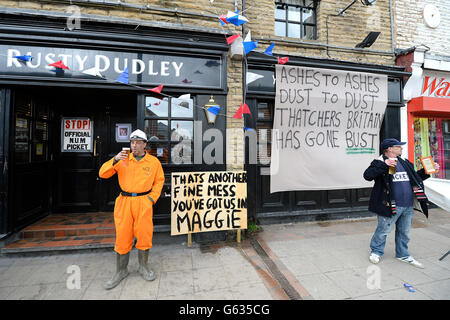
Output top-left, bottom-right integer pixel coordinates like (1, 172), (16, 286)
(240, 103), (251, 115)
(264, 43), (275, 56)
(278, 57), (289, 65)
(207, 106), (220, 115)
(226, 34), (240, 45)
(243, 41), (258, 55)
(233, 106), (243, 119)
(246, 72), (264, 85)
(177, 94), (191, 108)
(226, 11), (248, 26)
(244, 30), (252, 42)
(82, 66), (103, 77)
(230, 36), (244, 58)
(178, 94), (191, 100)
(219, 14), (228, 26)
(147, 84), (164, 94)
(14, 55), (32, 62)
(49, 60), (69, 70)
(116, 67), (129, 84)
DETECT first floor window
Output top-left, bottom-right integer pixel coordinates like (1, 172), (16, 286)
(275, 0), (318, 40)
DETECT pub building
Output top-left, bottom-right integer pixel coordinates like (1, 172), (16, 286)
(0, 13), (229, 246)
(0, 12), (408, 251)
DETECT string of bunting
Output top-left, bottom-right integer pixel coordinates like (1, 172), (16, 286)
(4, 3), (290, 132)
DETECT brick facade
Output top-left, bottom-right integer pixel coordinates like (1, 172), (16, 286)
(394, 0), (450, 57)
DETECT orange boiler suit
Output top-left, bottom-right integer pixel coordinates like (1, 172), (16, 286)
(99, 153), (165, 255)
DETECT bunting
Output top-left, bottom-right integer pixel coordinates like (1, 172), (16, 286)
(147, 84), (164, 94)
(14, 55), (32, 62)
(49, 60), (69, 70)
(116, 67), (129, 84)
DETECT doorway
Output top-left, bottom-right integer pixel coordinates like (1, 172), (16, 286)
(11, 86), (136, 230)
(52, 87), (137, 213)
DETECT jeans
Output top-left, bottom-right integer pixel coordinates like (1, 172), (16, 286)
(370, 206), (414, 258)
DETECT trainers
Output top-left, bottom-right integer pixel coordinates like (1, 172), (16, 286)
(369, 253), (381, 264)
(397, 256), (424, 269)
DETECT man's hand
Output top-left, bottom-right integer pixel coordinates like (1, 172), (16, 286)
(114, 150), (128, 162)
(385, 158), (397, 167)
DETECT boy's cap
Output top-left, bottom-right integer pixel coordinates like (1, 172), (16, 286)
(381, 138), (406, 150)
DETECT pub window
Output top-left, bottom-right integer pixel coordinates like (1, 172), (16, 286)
(275, 0), (318, 40)
(144, 96), (194, 164)
(14, 93), (51, 163)
(256, 101), (274, 166)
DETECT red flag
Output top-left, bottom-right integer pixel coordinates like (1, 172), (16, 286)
(219, 14), (228, 25)
(278, 57), (289, 65)
(147, 84), (164, 94)
(233, 106), (243, 119)
(49, 60), (69, 70)
(226, 34), (240, 45)
(240, 103), (251, 115)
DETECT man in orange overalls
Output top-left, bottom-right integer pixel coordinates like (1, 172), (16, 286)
(99, 129), (164, 290)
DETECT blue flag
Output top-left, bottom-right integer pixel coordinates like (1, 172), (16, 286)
(243, 41), (258, 55)
(116, 67), (129, 84)
(207, 106), (220, 115)
(264, 43), (275, 56)
(14, 55), (32, 62)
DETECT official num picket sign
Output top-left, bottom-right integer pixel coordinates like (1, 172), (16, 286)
(61, 118), (93, 152)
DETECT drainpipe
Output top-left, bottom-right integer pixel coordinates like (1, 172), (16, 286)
(389, 0), (395, 52)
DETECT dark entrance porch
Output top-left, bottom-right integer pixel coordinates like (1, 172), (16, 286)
(8, 86), (137, 233)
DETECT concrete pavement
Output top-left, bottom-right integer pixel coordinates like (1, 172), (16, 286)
(0, 208), (449, 300)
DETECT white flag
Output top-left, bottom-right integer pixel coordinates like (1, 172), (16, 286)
(82, 66), (103, 77)
(246, 72), (264, 84)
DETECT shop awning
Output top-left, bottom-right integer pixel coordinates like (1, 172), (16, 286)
(408, 96), (450, 116)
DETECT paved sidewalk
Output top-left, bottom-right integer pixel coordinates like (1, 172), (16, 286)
(257, 207), (450, 300)
(0, 208), (449, 300)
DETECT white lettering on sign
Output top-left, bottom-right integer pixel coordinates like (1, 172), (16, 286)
(422, 75), (450, 98)
(6, 49), (185, 77)
(62, 118), (93, 153)
(392, 172), (410, 182)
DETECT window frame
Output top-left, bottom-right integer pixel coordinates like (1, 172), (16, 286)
(143, 95), (196, 165)
(275, 1), (318, 40)
(14, 93), (52, 164)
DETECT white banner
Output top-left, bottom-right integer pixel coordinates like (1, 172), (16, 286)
(271, 65), (388, 192)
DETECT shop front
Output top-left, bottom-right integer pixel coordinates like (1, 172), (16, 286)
(244, 52), (409, 224)
(406, 70), (450, 178)
(0, 15), (228, 235)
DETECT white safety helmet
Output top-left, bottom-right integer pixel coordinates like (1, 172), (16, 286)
(129, 129), (147, 142)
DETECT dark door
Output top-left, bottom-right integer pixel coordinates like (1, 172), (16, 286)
(11, 89), (54, 230)
(53, 88), (136, 213)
